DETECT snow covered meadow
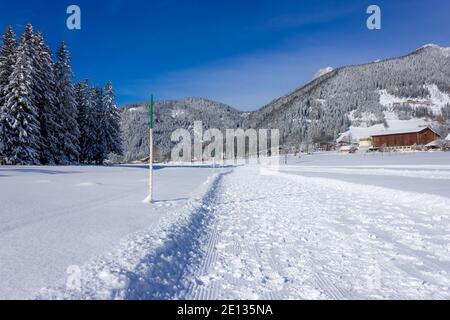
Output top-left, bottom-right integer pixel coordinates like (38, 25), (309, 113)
(1, 151), (450, 300)
(0, 164), (223, 299)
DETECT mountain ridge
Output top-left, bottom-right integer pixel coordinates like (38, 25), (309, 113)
(119, 44), (450, 161)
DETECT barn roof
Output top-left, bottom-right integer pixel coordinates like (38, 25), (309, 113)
(371, 127), (440, 137)
(426, 140), (441, 147)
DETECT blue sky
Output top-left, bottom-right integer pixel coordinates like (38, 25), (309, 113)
(1, 0), (449, 110)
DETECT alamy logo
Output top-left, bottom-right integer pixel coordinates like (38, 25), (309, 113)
(171, 122), (280, 167)
(67, 5), (81, 30)
(66, 265), (82, 291)
(367, 5), (381, 30)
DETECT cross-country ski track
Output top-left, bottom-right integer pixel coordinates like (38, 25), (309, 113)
(29, 155), (450, 300)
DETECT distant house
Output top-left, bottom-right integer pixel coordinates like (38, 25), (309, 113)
(137, 156), (159, 164)
(318, 143), (336, 152)
(339, 145), (357, 154)
(358, 137), (372, 149)
(336, 133), (353, 146)
(336, 133), (372, 150)
(371, 127), (441, 151)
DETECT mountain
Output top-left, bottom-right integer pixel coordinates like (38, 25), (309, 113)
(120, 97), (242, 162)
(119, 44), (450, 162)
(242, 44), (450, 150)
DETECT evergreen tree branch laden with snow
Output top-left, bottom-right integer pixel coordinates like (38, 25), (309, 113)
(103, 81), (123, 158)
(0, 24), (122, 166)
(75, 79), (95, 164)
(1, 24), (41, 165)
(0, 26), (17, 161)
(34, 32), (60, 165)
(54, 41), (80, 165)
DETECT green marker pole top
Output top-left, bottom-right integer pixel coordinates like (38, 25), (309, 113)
(150, 95), (154, 129)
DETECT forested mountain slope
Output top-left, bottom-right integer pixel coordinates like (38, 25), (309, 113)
(242, 44), (450, 149)
(120, 97), (242, 162)
(120, 45), (450, 161)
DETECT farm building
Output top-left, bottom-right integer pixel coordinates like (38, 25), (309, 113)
(339, 145), (357, 154)
(371, 127), (441, 151)
(358, 137), (372, 149)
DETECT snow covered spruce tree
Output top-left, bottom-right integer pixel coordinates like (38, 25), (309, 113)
(1, 24), (41, 165)
(33, 32), (60, 164)
(91, 86), (107, 165)
(54, 41), (80, 164)
(75, 82), (122, 165)
(102, 81), (123, 158)
(0, 26), (17, 161)
(1, 24), (120, 166)
(75, 79), (96, 164)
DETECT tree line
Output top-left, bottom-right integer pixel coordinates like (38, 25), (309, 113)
(0, 24), (122, 165)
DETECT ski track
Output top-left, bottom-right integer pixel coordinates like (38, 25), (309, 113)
(35, 165), (450, 300)
(36, 170), (232, 300)
(178, 166), (450, 300)
(282, 166), (450, 180)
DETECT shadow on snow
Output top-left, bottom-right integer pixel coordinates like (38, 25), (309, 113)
(0, 168), (81, 175)
(121, 170), (231, 300)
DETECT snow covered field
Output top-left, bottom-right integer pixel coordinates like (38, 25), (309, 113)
(184, 153), (450, 300)
(1, 152), (450, 300)
(0, 165), (224, 299)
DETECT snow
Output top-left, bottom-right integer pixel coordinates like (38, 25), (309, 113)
(379, 84), (450, 115)
(181, 152), (450, 299)
(446, 133), (450, 141)
(313, 67), (334, 80)
(127, 107), (142, 113)
(418, 44), (450, 57)
(419, 43), (441, 50)
(2, 152), (450, 300)
(371, 127), (436, 137)
(339, 146), (355, 152)
(337, 118), (429, 143)
(171, 109), (186, 119)
(340, 87), (447, 142)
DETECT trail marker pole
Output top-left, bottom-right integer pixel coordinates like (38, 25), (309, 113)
(145, 95), (154, 204)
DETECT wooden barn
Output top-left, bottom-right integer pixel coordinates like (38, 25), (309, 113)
(371, 127), (441, 150)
